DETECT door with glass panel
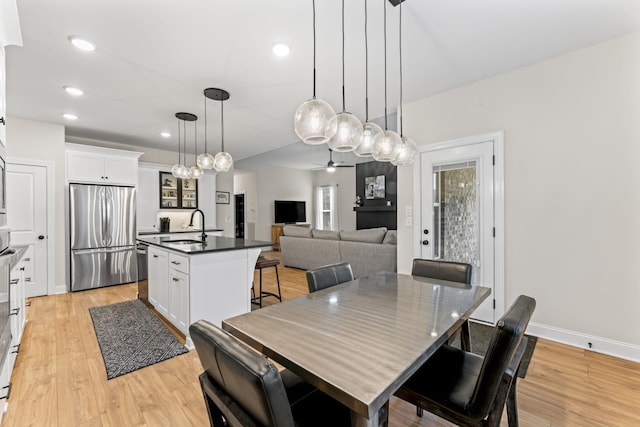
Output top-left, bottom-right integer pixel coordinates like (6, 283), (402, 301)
(420, 141), (495, 323)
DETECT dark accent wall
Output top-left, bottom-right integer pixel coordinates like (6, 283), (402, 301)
(354, 161), (397, 230)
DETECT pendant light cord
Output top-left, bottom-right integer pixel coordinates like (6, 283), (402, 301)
(341, 0), (346, 111)
(312, 0), (317, 99)
(176, 118), (180, 164)
(204, 95), (208, 152)
(364, 0), (369, 122)
(399, 1), (403, 137)
(383, 0), (388, 130)
(182, 119), (187, 164)
(221, 99), (225, 153)
(194, 117), (198, 162)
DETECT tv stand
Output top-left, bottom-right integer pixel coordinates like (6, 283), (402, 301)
(271, 224), (310, 251)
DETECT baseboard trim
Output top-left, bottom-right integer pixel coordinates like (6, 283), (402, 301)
(527, 322), (640, 363)
(54, 283), (68, 295)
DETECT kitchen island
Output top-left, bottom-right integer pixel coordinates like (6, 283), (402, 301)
(136, 235), (273, 348)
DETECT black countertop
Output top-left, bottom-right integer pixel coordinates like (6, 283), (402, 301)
(137, 228), (224, 236)
(136, 235), (274, 255)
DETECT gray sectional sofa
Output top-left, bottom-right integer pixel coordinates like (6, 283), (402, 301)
(279, 226), (397, 278)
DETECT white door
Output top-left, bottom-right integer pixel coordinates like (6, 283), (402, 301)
(7, 163), (49, 297)
(420, 141), (496, 323)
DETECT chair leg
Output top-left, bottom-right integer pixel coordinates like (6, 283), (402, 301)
(259, 268), (264, 308)
(507, 373), (520, 427)
(416, 406), (423, 417)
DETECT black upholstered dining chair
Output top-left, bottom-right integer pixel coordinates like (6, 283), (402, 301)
(411, 258), (473, 284)
(190, 320), (351, 427)
(394, 295), (536, 427)
(305, 262), (354, 293)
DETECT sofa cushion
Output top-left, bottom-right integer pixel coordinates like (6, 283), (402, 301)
(382, 230), (397, 245)
(339, 227), (388, 244)
(312, 229), (340, 240)
(283, 225), (312, 238)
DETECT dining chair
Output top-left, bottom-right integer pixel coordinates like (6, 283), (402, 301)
(394, 295), (536, 427)
(305, 261), (354, 293)
(189, 320), (352, 427)
(412, 258), (474, 352)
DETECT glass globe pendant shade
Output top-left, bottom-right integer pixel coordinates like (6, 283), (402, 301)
(188, 165), (204, 179)
(327, 112), (363, 152)
(213, 151), (233, 172)
(294, 98), (337, 145)
(372, 130), (402, 162)
(391, 136), (418, 166)
(197, 152), (215, 170)
(171, 163), (188, 179)
(355, 121), (383, 157)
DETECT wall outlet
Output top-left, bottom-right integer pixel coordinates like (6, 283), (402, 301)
(405, 206), (412, 216)
(405, 216), (413, 227)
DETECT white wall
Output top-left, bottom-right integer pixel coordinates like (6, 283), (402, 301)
(399, 32), (640, 352)
(313, 168), (356, 231)
(215, 169), (235, 237)
(6, 118), (66, 290)
(234, 161), (314, 241)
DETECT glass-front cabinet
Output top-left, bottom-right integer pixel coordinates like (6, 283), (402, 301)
(159, 171), (198, 209)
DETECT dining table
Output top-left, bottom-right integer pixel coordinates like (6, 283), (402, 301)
(222, 271), (491, 427)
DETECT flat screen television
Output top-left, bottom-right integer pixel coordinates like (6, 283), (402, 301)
(275, 200), (306, 224)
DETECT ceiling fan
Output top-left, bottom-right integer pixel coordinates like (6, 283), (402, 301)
(312, 149), (355, 172)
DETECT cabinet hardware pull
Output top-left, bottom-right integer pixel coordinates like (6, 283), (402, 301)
(9, 279), (18, 285)
(25, 278), (31, 282)
(9, 308), (19, 316)
(0, 117), (5, 125)
(25, 301), (31, 307)
(172, 278), (179, 282)
(171, 261), (180, 265)
(153, 255), (158, 258)
(0, 383), (12, 400)
(19, 267), (25, 271)
(11, 344), (20, 354)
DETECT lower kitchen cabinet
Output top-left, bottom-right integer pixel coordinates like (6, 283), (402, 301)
(147, 246), (169, 319)
(168, 269), (189, 334)
(148, 246), (190, 335)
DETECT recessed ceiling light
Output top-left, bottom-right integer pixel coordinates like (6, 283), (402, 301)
(63, 86), (84, 96)
(160, 132), (171, 138)
(69, 36), (96, 52)
(62, 113), (78, 121)
(272, 43), (290, 57)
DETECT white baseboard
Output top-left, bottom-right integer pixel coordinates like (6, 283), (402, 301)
(527, 322), (640, 363)
(54, 283), (68, 295)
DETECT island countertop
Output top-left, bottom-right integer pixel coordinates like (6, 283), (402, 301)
(136, 235), (274, 254)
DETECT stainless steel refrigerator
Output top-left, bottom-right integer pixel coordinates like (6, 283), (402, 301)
(69, 184), (137, 291)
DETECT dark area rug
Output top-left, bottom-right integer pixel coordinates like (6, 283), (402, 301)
(89, 299), (188, 380)
(449, 321), (538, 378)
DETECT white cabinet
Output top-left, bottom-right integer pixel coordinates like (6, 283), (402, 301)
(0, 47), (6, 147)
(65, 143), (142, 185)
(138, 166), (160, 232)
(168, 269), (189, 334)
(147, 246), (169, 318)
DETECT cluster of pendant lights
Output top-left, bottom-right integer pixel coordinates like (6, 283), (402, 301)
(172, 88), (233, 179)
(293, 0), (417, 166)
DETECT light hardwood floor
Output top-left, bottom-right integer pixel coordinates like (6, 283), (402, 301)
(2, 252), (639, 426)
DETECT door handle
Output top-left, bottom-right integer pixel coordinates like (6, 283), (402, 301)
(422, 240), (429, 246)
(0, 117), (5, 125)
(38, 235), (45, 240)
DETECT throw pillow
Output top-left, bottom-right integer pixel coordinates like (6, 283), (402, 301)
(382, 230), (397, 245)
(312, 229), (340, 240)
(283, 225), (313, 238)
(339, 227), (388, 244)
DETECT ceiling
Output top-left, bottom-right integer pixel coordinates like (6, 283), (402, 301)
(6, 0), (640, 170)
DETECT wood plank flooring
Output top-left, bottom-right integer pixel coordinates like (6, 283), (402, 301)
(2, 251), (639, 426)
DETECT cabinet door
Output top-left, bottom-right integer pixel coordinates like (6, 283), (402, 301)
(148, 247), (169, 318)
(104, 156), (137, 185)
(0, 47), (6, 147)
(67, 151), (105, 183)
(168, 269), (189, 334)
(137, 167), (159, 232)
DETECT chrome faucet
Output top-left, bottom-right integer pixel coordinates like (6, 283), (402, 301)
(189, 209), (207, 242)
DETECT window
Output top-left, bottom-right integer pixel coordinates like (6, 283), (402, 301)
(315, 185), (338, 230)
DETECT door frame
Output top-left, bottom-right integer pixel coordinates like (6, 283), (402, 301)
(7, 158), (56, 296)
(412, 131), (505, 321)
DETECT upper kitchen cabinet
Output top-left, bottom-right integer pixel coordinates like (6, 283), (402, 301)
(0, 0), (23, 148)
(65, 143), (142, 185)
(159, 172), (198, 209)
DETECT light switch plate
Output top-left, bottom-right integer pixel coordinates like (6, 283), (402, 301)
(405, 206), (412, 216)
(405, 216), (412, 227)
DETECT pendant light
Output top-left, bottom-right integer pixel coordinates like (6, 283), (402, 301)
(372, 0), (401, 162)
(391, 0), (417, 166)
(205, 88), (233, 173)
(354, 0), (382, 158)
(327, 0), (363, 152)
(172, 112), (195, 179)
(196, 91), (215, 169)
(294, 0), (336, 145)
(188, 113), (204, 179)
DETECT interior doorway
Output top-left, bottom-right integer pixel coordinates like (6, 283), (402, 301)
(415, 132), (504, 323)
(235, 193), (245, 238)
(7, 160), (54, 297)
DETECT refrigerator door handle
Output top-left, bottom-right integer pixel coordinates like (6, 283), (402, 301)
(105, 188), (113, 246)
(100, 187), (107, 245)
(73, 247), (134, 255)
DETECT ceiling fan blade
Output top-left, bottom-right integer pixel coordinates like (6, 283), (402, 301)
(336, 164), (355, 168)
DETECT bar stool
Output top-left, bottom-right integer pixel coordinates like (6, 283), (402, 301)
(251, 255), (282, 308)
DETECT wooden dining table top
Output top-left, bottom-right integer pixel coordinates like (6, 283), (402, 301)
(222, 272), (491, 420)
